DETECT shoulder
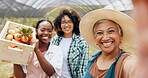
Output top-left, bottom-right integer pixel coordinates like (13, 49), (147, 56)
(122, 54), (137, 77)
(51, 35), (61, 45)
(123, 54), (137, 67)
(50, 43), (60, 48)
(45, 44), (63, 61)
(90, 51), (101, 61)
(92, 51), (101, 57)
(74, 34), (85, 41)
(48, 44), (62, 54)
(86, 51), (101, 71)
(74, 34), (88, 45)
(49, 44), (61, 50)
(52, 35), (59, 40)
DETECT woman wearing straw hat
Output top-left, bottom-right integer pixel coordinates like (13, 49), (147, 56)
(80, 9), (137, 78)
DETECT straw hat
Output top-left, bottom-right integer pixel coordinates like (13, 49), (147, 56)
(79, 9), (136, 50)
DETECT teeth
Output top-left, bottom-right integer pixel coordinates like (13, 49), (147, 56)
(42, 37), (48, 39)
(103, 42), (112, 47)
(65, 28), (70, 30)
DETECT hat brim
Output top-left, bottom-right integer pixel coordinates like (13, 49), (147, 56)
(80, 9), (136, 50)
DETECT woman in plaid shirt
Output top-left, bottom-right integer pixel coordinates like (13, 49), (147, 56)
(51, 9), (89, 78)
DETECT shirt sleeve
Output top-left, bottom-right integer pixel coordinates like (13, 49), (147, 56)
(78, 41), (89, 77)
(20, 52), (33, 74)
(44, 45), (63, 77)
(20, 65), (27, 74)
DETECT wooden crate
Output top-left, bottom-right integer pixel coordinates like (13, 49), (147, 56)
(0, 21), (36, 65)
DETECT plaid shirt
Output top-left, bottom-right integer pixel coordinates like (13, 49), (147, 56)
(51, 33), (89, 78)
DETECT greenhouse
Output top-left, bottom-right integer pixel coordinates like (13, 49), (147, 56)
(0, 0), (133, 25)
(0, 0), (135, 78)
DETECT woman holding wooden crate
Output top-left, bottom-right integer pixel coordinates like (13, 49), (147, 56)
(14, 20), (63, 78)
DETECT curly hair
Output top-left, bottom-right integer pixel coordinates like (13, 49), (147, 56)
(53, 9), (81, 36)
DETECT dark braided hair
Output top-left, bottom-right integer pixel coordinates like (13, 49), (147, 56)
(36, 20), (53, 39)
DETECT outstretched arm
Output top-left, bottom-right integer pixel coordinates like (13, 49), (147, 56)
(132, 0), (148, 77)
(123, 55), (137, 78)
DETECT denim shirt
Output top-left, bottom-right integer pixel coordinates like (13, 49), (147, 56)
(82, 51), (101, 78)
(82, 51), (127, 78)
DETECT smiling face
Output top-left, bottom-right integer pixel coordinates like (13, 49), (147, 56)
(61, 15), (74, 38)
(36, 21), (53, 43)
(94, 20), (122, 53)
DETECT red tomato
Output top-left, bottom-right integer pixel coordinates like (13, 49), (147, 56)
(21, 36), (29, 43)
(14, 33), (22, 41)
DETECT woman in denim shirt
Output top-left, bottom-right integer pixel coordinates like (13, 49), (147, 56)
(80, 9), (137, 78)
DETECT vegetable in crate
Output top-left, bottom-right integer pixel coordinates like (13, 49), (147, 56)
(19, 27), (33, 44)
(8, 29), (16, 35)
(5, 27), (33, 45)
(5, 34), (13, 40)
(14, 33), (21, 41)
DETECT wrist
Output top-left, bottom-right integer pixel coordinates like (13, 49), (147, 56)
(34, 49), (40, 53)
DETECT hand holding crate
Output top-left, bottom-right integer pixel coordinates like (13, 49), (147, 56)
(0, 21), (36, 65)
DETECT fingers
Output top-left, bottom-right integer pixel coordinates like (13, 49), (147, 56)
(34, 40), (39, 52)
(30, 38), (38, 45)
